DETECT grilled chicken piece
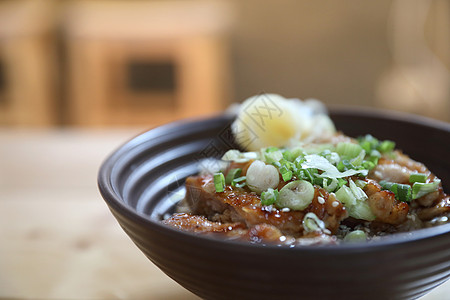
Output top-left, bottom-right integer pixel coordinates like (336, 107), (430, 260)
(394, 152), (429, 174)
(369, 163), (412, 184)
(368, 153), (449, 221)
(163, 213), (285, 243)
(162, 213), (245, 233)
(364, 181), (409, 225)
(184, 174), (347, 237)
(417, 196), (450, 221)
(163, 213), (337, 245)
(245, 223), (284, 243)
(367, 190), (409, 225)
(369, 153), (431, 184)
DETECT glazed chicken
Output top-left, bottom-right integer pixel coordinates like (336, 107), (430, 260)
(163, 137), (449, 245)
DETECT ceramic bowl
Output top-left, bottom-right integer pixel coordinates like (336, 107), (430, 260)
(98, 108), (450, 300)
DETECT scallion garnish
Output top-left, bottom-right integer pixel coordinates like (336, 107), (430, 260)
(280, 165), (293, 182)
(396, 184), (412, 202)
(276, 180), (315, 210)
(265, 147), (280, 153)
(213, 172), (225, 193)
(300, 168), (318, 183)
(357, 135), (395, 154)
(412, 180), (441, 199)
(350, 149), (366, 167)
(379, 180), (395, 190)
(225, 168), (242, 185)
(264, 149), (283, 164)
(358, 134), (379, 152)
(377, 140), (396, 153)
(261, 188), (279, 206)
(231, 176), (247, 188)
(379, 181), (412, 202)
(409, 173), (427, 184)
(335, 183), (376, 221)
(337, 178), (348, 189)
(344, 230), (367, 242)
(303, 212), (326, 233)
(354, 179), (367, 189)
(361, 161), (375, 170)
(282, 150), (295, 162)
(336, 142), (363, 159)
(337, 160), (353, 172)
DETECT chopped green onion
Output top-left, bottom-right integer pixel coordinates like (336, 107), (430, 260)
(344, 230), (367, 242)
(303, 212), (326, 233)
(246, 160), (280, 194)
(349, 179), (368, 201)
(221, 149), (241, 161)
(265, 147), (280, 153)
(361, 161), (375, 170)
(397, 184), (412, 202)
(282, 150), (295, 162)
(409, 173), (427, 184)
(225, 168), (242, 185)
(355, 179), (367, 189)
(337, 178), (348, 189)
(313, 177), (339, 192)
(377, 140), (396, 153)
(221, 149), (258, 162)
(263, 149), (283, 164)
(350, 150), (366, 167)
(370, 149), (381, 158)
(324, 178), (339, 192)
(294, 156), (305, 167)
(324, 151), (340, 165)
(379, 181), (412, 202)
(335, 185), (357, 206)
(213, 172), (225, 192)
(231, 176), (246, 188)
(379, 180), (396, 190)
(314, 177), (327, 186)
(336, 142), (363, 159)
(298, 168), (318, 183)
(261, 188), (279, 206)
(357, 134), (379, 152)
(272, 161), (281, 168)
(335, 184), (376, 221)
(234, 182), (246, 188)
(349, 201), (377, 221)
(280, 165), (293, 182)
(276, 180), (315, 210)
(337, 160), (353, 172)
(412, 180), (441, 199)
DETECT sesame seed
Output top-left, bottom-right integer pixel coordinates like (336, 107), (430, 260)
(281, 207), (290, 212)
(317, 196), (325, 204)
(332, 201), (339, 207)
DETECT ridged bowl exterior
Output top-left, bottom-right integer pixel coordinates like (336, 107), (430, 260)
(98, 109), (450, 300)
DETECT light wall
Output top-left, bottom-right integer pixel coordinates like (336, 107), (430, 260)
(0, 0), (448, 126)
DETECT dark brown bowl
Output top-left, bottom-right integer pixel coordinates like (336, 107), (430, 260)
(98, 107), (450, 300)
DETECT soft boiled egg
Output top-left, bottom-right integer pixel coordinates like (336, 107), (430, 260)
(231, 94), (336, 151)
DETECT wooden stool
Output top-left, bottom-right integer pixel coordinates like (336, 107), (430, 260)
(0, 1), (56, 126)
(62, 1), (234, 127)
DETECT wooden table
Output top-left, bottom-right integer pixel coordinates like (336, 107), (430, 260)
(0, 128), (448, 299)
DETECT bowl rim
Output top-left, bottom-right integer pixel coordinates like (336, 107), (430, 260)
(98, 106), (450, 253)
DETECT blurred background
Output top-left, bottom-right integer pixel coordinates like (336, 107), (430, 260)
(0, 0), (449, 299)
(0, 0), (448, 128)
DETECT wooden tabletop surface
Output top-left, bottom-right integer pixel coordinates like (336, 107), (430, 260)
(0, 128), (448, 299)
